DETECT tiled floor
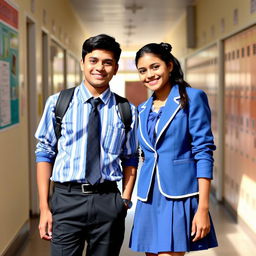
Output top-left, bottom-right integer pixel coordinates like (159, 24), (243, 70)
(18, 198), (256, 256)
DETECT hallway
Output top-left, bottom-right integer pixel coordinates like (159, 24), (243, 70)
(18, 199), (256, 256)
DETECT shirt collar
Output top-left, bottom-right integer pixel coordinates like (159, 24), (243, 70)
(78, 81), (112, 105)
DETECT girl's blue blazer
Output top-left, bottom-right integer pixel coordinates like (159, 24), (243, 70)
(137, 84), (216, 201)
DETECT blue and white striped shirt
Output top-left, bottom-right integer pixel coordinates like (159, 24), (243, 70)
(35, 82), (138, 183)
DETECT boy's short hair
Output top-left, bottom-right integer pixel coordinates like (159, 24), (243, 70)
(82, 34), (122, 63)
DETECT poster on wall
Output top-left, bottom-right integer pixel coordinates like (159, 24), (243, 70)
(0, 0), (19, 130)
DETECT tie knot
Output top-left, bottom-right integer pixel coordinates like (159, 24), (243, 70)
(89, 97), (102, 108)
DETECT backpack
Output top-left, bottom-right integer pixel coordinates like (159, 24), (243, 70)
(54, 87), (132, 141)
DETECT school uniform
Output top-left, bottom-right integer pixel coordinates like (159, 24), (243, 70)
(130, 84), (218, 253)
(35, 82), (138, 256)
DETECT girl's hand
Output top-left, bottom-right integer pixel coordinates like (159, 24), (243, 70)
(191, 208), (210, 242)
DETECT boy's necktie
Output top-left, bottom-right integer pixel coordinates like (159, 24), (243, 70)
(85, 97), (102, 185)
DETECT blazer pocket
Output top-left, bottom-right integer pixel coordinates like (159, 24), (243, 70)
(173, 158), (195, 165)
(103, 125), (125, 154)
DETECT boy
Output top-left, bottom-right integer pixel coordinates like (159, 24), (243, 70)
(35, 34), (138, 256)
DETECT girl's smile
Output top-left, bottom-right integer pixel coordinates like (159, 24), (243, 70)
(137, 53), (173, 96)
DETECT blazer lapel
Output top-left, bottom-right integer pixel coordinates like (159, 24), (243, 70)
(155, 85), (181, 145)
(138, 96), (155, 150)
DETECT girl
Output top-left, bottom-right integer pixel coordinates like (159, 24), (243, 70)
(130, 43), (218, 256)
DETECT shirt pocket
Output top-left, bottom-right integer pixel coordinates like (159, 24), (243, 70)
(103, 125), (125, 154)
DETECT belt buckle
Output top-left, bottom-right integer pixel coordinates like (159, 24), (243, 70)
(81, 183), (93, 194)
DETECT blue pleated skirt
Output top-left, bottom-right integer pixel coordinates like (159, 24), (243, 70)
(129, 174), (218, 253)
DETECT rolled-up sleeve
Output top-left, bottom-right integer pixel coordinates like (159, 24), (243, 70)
(35, 95), (59, 163)
(188, 90), (216, 179)
(121, 105), (139, 167)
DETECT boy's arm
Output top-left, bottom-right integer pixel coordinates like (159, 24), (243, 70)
(120, 104), (138, 206)
(37, 162), (53, 240)
(35, 95), (59, 240)
(122, 165), (137, 201)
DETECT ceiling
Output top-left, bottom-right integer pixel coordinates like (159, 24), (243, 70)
(69, 0), (195, 51)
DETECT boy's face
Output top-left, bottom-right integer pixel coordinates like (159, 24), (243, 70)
(80, 49), (118, 93)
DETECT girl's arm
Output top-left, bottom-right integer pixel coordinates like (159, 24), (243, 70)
(191, 178), (211, 242)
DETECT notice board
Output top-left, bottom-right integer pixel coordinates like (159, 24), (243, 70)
(0, 0), (19, 130)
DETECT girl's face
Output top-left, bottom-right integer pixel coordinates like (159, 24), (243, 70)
(137, 53), (173, 93)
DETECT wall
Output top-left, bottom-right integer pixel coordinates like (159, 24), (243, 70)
(196, 0), (256, 49)
(165, 13), (188, 59)
(0, 0), (87, 254)
(166, 0), (256, 57)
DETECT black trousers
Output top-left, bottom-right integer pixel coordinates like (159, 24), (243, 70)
(51, 183), (127, 256)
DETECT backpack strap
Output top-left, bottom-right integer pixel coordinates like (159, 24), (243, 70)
(54, 89), (132, 140)
(54, 87), (76, 140)
(114, 93), (132, 134)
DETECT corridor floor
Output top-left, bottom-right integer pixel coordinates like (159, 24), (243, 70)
(18, 198), (256, 256)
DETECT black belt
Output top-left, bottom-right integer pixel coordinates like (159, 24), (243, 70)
(54, 181), (118, 194)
